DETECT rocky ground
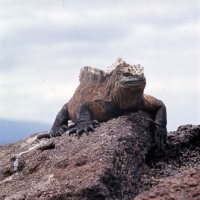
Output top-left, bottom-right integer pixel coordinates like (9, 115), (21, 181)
(0, 111), (199, 200)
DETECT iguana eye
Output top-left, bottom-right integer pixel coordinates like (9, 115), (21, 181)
(123, 73), (130, 77)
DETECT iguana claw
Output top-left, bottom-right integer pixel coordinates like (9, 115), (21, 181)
(68, 120), (100, 137)
(50, 125), (68, 137)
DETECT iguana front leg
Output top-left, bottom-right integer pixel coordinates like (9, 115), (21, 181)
(37, 103), (69, 139)
(68, 102), (100, 137)
(140, 94), (169, 152)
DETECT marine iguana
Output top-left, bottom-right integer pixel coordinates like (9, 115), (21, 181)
(37, 58), (169, 151)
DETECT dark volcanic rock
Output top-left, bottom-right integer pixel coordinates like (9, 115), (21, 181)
(0, 111), (153, 200)
(0, 113), (199, 200)
(135, 166), (200, 200)
(135, 124), (200, 200)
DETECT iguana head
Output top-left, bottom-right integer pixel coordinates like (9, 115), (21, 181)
(106, 58), (146, 109)
(108, 58), (146, 89)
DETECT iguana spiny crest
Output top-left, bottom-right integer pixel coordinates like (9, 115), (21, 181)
(79, 58), (144, 85)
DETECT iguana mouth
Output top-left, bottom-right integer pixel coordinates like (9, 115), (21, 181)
(121, 78), (146, 86)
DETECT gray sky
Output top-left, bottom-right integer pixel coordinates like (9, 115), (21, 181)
(0, 0), (199, 132)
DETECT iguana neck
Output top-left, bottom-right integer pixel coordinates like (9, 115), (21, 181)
(111, 86), (144, 110)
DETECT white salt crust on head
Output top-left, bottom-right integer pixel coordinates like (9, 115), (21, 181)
(106, 57), (144, 75)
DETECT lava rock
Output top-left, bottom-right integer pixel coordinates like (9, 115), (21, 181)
(0, 112), (199, 200)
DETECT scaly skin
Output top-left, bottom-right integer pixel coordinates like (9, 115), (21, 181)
(37, 58), (169, 151)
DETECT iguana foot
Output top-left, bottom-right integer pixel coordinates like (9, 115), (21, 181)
(50, 125), (68, 137)
(150, 120), (170, 153)
(37, 125), (68, 140)
(68, 120), (100, 137)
